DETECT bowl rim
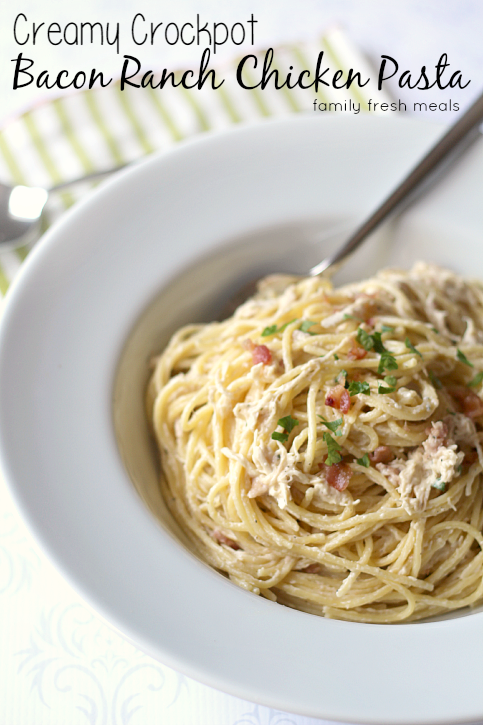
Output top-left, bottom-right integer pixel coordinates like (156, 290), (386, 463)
(0, 113), (482, 725)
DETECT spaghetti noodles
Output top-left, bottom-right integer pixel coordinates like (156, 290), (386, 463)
(147, 262), (483, 622)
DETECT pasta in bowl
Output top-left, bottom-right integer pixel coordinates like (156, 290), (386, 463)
(148, 262), (483, 623)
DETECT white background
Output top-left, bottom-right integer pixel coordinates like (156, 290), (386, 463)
(0, 2), (483, 724)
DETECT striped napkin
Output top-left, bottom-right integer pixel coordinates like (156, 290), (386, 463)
(0, 27), (391, 296)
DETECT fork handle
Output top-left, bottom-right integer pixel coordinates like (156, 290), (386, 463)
(310, 91), (483, 277)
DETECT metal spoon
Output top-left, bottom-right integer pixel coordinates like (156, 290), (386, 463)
(0, 166), (126, 248)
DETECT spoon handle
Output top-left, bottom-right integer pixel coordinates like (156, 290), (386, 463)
(48, 165), (128, 192)
(310, 91), (483, 277)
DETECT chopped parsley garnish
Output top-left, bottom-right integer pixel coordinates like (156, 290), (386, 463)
(356, 327), (399, 374)
(357, 453), (370, 467)
(271, 431), (288, 443)
(405, 337), (422, 358)
(323, 432), (342, 465)
(277, 415), (299, 433)
(319, 416), (343, 436)
(430, 326), (439, 334)
(431, 478), (446, 492)
(271, 415), (299, 443)
(333, 353), (339, 361)
(261, 319), (297, 337)
(468, 371), (483, 388)
(356, 327), (374, 351)
(378, 376), (397, 394)
(446, 408), (456, 416)
(429, 370), (442, 389)
(371, 331), (386, 354)
(456, 464), (463, 475)
(378, 351), (398, 375)
(381, 324), (395, 333)
(299, 320), (317, 334)
(348, 380), (371, 396)
(456, 348), (474, 367)
(262, 324), (278, 337)
(343, 313), (357, 320)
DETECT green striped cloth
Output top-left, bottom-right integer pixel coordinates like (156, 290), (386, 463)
(0, 28), (391, 296)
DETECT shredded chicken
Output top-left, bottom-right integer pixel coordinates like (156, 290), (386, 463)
(377, 421), (464, 513)
(222, 439), (350, 510)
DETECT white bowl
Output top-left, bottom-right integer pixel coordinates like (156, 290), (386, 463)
(0, 115), (483, 724)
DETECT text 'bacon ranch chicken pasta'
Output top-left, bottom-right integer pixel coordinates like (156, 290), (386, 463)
(147, 262), (483, 623)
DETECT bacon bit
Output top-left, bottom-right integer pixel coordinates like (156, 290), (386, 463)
(369, 446), (394, 464)
(213, 529), (241, 550)
(463, 392), (483, 419)
(324, 462), (353, 491)
(252, 344), (272, 365)
(449, 386), (483, 419)
(301, 563), (321, 574)
(325, 385), (350, 413)
(361, 299), (378, 321)
(242, 338), (255, 351)
(347, 340), (367, 360)
(291, 486), (304, 505)
(463, 449), (478, 465)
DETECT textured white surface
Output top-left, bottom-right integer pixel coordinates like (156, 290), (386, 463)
(0, 3), (483, 725)
(0, 476), (322, 725)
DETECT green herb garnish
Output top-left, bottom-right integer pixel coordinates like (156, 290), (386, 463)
(381, 324), (395, 333)
(324, 432), (342, 465)
(456, 348), (474, 367)
(378, 384), (394, 394)
(371, 331), (385, 354)
(456, 464), (463, 475)
(357, 453), (370, 467)
(378, 351), (398, 375)
(356, 327), (399, 374)
(271, 415), (299, 443)
(430, 326), (439, 334)
(299, 320), (317, 334)
(277, 415), (299, 433)
(343, 313), (357, 320)
(468, 371), (483, 388)
(405, 337), (422, 358)
(429, 370), (442, 389)
(431, 478), (446, 492)
(333, 353), (339, 361)
(348, 380), (371, 396)
(262, 324), (277, 337)
(271, 431), (288, 443)
(356, 327), (374, 351)
(319, 416), (343, 436)
(378, 375), (397, 394)
(261, 319), (297, 337)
